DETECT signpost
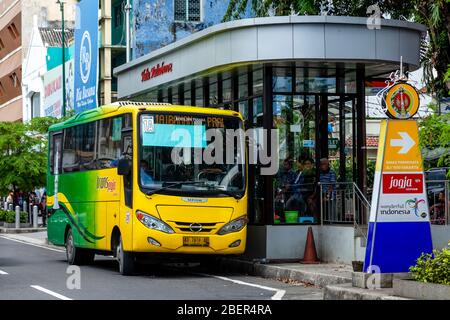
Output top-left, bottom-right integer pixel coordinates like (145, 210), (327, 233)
(364, 82), (433, 274)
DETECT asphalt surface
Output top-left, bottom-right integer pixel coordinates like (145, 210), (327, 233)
(0, 236), (323, 300)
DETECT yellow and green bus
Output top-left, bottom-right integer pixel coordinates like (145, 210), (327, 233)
(47, 102), (248, 275)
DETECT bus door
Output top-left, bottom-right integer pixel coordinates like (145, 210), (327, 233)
(48, 132), (63, 245)
(118, 129), (133, 250)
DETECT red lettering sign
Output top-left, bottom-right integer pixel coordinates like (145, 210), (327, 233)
(382, 174), (424, 194)
(141, 62), (173, 82)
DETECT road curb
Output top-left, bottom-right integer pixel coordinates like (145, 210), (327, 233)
(323, 283), (410, 300)
(217, 258), (352, 288)
(0, 227), (47, 234)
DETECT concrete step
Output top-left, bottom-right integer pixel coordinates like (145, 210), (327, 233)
(324, 283), (410, 300)
(0, 227), (47, 234)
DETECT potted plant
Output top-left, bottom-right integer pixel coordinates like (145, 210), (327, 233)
(393, 244), (450, 300)
(3, 210), (31, 228)
(0, 209), (5, 226)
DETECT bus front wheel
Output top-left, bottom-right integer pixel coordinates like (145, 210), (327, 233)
(65, 229), (94, 265)
(116, 235), (135, 276)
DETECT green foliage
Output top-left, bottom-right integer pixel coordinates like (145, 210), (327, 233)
(410, 245), (450, 285)
(366, 160), (376, 188)
(4, 210), (28, 224)
(0, 209), (6, 222)
(0, 116), (68, 194)
(418, 104), (450, 174)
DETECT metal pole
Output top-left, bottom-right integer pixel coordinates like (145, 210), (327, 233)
(8, 204), (13, 212)
(125, 0), (131, 63)
(33, 205), (38, 229)
(15, 206), (20, 229)
(4, 201), (7, 211)
(61, 1), (66, 117)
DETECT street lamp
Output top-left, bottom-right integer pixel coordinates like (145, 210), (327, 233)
(57, 0), (66, 118)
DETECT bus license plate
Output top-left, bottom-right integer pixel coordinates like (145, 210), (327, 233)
(183, 236), (210, 247)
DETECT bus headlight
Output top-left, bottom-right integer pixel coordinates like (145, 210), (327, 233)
(136, 211), (175, 234)
(217, 216), (248, 235)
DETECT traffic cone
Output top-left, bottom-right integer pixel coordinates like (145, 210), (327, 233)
(300, 226), (320, 264)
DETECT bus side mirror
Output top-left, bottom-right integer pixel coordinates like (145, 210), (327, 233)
(118, 158), (131, 176)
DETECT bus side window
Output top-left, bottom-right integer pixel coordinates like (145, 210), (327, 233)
(97, 116), (123, 169)
(50, 133), (62, 175)
(122, 133), (133, 208)
(62, 127), (80, 173)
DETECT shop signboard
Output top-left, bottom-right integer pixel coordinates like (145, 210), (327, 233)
(74, 0), (99, 114)
(364, 119), (433, 273)
(43, 59), (74, 118)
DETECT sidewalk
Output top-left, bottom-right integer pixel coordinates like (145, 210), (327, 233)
(0, 227), (47, 234)
(216, 258), (353, 288)
(0, 230), (63, 251)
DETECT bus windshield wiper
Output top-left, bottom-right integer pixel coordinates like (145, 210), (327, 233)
(145, 181), (200, 196)
(201, 184), (243, 199)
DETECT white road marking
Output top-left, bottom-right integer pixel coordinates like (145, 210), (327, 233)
(30, 285), (72, 300)
(195, 272), (286, 300)
(0, 270), (8, 275)
(0, 235), (65, 253)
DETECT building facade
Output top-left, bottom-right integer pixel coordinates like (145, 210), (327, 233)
(0, 0), (22, 121)
(115, 16), (427, 261)
(21, 0), (76, 122)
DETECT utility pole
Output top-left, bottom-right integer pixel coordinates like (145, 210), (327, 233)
(125, 0), (131, 63)
(100, 0), (112, 105)
(57, 0), (66, 117)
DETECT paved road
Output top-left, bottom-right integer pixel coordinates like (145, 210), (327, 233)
(0, 235), (323, 300)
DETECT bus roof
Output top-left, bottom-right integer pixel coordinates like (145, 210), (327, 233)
(48, 101), (244, 132)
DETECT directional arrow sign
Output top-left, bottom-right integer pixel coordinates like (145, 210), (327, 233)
(390, 132), (415, 154)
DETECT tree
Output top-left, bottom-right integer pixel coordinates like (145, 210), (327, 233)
(223, 0), (450, 97)
(418, 104), (450, 174)
(0, 116), (66, 195)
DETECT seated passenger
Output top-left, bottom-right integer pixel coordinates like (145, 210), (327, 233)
(140, 160), (155, 186)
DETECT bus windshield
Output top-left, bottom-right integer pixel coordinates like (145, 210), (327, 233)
(139, 112), (246, 197)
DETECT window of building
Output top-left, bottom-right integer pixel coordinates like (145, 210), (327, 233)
(296, 68), (336, 93)
(184, 83), (192, 105)
(273, 67), (292, 93)
(174, 0), (202, 22)
(8, 23), (19, 39)
(31, 93), (40, 119)
(238, 73), (248, 100)
(222, 77), (232, 103)
(253, 68), (263, 96)
(9, 72), (19, 87)
(195, 78), (204, 106)
(114, 4), (123, 28)
(209, 77), (218, 106)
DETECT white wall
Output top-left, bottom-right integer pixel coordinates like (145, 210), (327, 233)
(431, 225), (450, 250)
(22, 16), (47, 122)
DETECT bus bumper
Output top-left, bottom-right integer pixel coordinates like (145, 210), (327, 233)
(132, 228), (247, 255)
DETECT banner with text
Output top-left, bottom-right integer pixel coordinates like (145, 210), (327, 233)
(74, 0), (99, 114)
(364, 120), (433, 273)
(43, 59), (74, 118)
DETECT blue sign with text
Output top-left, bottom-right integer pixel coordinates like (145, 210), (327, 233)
(74, 0), (99, 113)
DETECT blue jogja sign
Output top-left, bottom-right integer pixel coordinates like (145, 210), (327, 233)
(74, 0), (99, 113)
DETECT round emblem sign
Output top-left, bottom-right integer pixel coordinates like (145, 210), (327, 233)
(384, 82), (420, 119)
(80, 31), (92, 84)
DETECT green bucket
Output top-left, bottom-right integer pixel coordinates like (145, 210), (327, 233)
(284, 211), (298, 224)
